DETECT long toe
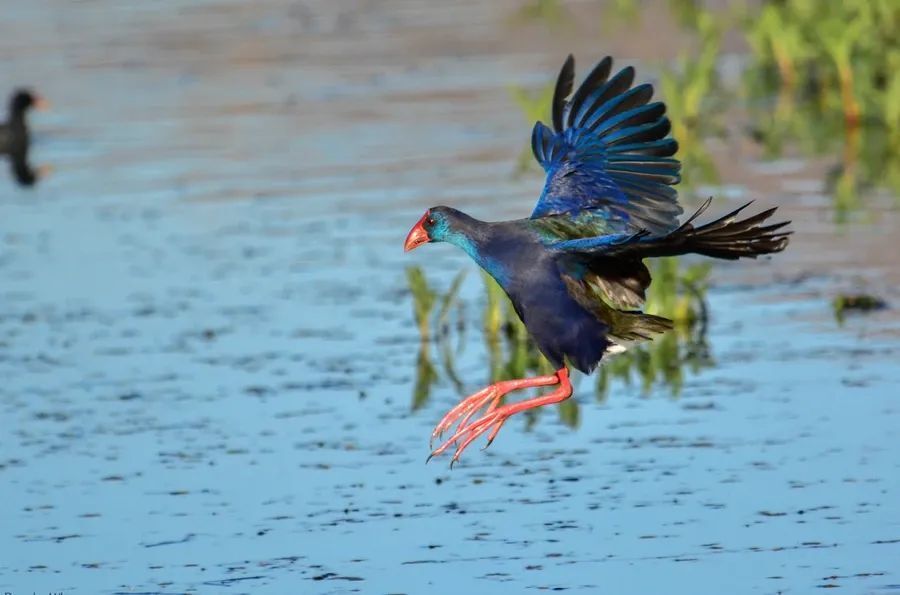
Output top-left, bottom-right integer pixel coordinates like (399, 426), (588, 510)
(426, 369), (568, 463)
(429, 386), (490, 446)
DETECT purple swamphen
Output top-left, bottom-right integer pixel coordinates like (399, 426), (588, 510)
(405, 56), (790, 464)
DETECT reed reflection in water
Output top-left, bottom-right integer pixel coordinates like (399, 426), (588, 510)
(407, 254), (713, 431)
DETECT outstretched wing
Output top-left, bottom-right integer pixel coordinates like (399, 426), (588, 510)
(530, 55), (682, 235)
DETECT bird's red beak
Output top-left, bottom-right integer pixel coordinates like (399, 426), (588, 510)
(33, 95), (50, 111)
(404, 212), (431, 252)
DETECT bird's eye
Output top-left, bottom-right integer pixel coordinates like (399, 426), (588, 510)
(427, 217), (436, 226)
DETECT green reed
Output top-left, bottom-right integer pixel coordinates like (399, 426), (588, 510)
(741, 1), (898, 126)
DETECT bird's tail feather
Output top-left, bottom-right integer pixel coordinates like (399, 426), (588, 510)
(607, 309), (673, 345)
(631, 199), (791, 260)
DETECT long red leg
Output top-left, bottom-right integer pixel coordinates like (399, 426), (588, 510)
(429, 373), (559, 448)
(428, 368), (572, 465)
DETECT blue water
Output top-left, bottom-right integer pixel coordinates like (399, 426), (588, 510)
(2, 1), (899, 594)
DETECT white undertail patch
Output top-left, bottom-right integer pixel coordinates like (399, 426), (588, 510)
(604, 342), (628, 356)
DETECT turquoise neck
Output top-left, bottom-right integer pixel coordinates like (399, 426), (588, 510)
(444, 228), (510, 286)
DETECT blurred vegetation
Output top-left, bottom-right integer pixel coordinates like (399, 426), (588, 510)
(832, 293), (888, 325)
(657, 9), (724, 187)
(407, 258), (712, 428)
(509, 82), (556, 176)
(515, 0), (568, 25)
(739, 0), (900, 219)
(509, 0), (900, 215)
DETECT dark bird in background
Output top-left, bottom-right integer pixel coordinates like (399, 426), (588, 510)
(1, 89), (49, 186)
(405, 55), (791, 464)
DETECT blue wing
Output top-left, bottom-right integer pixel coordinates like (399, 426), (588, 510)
(530, 55), (683, 235)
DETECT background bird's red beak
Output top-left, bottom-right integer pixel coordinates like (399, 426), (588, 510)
(404, 213), (431, 252)
(33, 95), (50, 111)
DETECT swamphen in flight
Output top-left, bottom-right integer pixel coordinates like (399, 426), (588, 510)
(405, 55), (790, 465)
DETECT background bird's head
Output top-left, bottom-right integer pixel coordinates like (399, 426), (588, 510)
(404, 206), (473, 252)
(10, 89), (48, 115)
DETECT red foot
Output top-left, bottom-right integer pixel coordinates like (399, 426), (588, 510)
(427, 368), (572, 466)
(429, 372), (558, 447)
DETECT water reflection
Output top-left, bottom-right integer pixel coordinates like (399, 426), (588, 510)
(408, 256), (712, 424)
(0, 88), (49, 187)
(7, 146), (48, 187)
(407, 266), (467, 411)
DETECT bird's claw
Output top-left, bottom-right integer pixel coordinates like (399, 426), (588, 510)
(428, 384), (503, 459)
(427, 388), (516, 464)
(429, 409), (505, 466)
(427, 369), (570, 466)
